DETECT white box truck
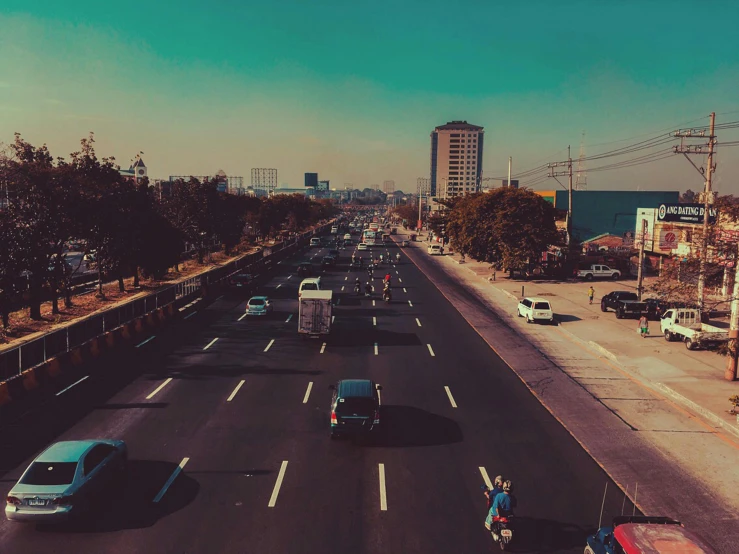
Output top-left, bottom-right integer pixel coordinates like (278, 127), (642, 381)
(299, 290), (333, 337)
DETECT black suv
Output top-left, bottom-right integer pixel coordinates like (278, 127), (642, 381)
(329, 379), (382, 439)
(229, 272), (254, 293)
(297, 262), (313, 278)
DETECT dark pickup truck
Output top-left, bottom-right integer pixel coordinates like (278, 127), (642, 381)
(600, 291), (648, 319)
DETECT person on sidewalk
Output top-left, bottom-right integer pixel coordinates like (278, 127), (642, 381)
(588, 286), (595, 305)
(638, 314), (649, 338)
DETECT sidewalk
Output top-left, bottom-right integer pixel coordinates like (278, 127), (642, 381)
(416, 232), (739, 438)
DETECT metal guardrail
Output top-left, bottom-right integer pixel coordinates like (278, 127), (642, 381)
(0, 225), (327, 381)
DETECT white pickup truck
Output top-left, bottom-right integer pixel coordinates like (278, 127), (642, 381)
(660, 308), (729, 350)
(577, 264), (621, 280)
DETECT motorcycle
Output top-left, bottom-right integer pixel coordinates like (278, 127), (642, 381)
(395, 254), (401, 263)
(482, 486), (513, 550)
(383, 290), (392, 303)
(354, 283), (361, 295)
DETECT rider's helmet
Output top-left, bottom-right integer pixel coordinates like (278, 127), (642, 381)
(494, 475), (504, 487)
(502, 480), (513, 492)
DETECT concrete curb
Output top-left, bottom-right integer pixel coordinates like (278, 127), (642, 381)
(652, 382), (739, 441)
(587, 341), (619, 363)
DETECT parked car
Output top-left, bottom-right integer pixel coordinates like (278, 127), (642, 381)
(246, 296), (273, 316)
(297, 262), (313, 278)
(517, 297), (554, 324)
(600, 291), (647, 319)
(577, 264), (621, 280)
(644, 298), (670, 320)
(5, 440), (127, 523)
(329, 379), (382, 439)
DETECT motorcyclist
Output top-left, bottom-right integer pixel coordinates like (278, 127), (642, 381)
(354, 278), (361, 294)
(384, 272), (392, 285)
(486, 480), (517, 541)
(483, 476), (505, 511)
(379, 254), (384, 264)
(395, 253), (401, 263)
(365, 281), (373, 297)
(359, 257), (364, 269)
(383, 282), (392, 302)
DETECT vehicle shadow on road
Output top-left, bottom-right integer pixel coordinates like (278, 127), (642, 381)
(506, 517), (591, 553)
(554, 314), (581, 323)
(364, 405), (463, 447)
(37, 460), (199, 533)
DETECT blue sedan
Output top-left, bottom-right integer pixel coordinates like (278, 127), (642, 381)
(246, 296), (273, 316)
(5, 440), (128, 523)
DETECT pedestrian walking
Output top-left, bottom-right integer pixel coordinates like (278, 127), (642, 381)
(587, 286), (595, 305)
(638, 315), (649, 338)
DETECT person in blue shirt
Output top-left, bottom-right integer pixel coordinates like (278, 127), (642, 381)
(484, 475), (505, 512)
(485, 480), (517, 538)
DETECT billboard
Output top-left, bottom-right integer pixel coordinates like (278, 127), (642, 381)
(305, 173), (318, 188)
(657, 203), (717, 224)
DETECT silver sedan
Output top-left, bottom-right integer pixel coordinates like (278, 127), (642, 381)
(5, 439), (128, 523)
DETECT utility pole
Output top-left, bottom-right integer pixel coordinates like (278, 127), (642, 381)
(547, 146), (574, 248)
(636, 218), (648, 300)
(726, 242), (739, 381)
(673, 112), (717, 314)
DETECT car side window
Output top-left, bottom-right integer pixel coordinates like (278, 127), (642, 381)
(522, 299), (531, 308)
(83, 445), (115, 476)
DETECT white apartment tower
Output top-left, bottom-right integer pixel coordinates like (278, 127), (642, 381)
(430, 120), (484, 198)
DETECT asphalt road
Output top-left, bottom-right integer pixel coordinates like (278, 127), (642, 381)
(0, 238), (629, 553)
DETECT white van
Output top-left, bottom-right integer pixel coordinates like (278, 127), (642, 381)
(298, 277), (322, 298)
(427, 244), (443, 255)
(517, 297), (554, 324)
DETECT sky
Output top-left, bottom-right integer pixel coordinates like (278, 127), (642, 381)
(1, 0), (739, 194)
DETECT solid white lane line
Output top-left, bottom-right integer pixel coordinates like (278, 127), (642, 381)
(287, 275), (292, 279)
(227, 380), (246, 402)
(344, 276), (348, 281)
(238, 313), (247, 321)
(264, 339), (275, 352)
(479, 467), (493, 490)
(427, 344), (436, 357)
(286, 314), (293, 323)
(55, 376), (89, 396)
(268, 461), (289, 508)
(378, 463), (388, 511)
(372, 300), (376, 307)
(203, 338), (219, 351)
(276, 284), (282, 289)
(184, 311), (197, 320)
(395, 271), (399, 275)
(444, 386), (457, 408)
(416, 318), (422, 327)
(320, 342), (327, 354)
(303, 382), (313, 404)
(154, 457), (190, 503)
(373, 317), (377, 326)
(403, 288), (407, 293)
(399, 278), (402, 283)
(136, 336), (156, 348)
(341, 286), (345, 291)
(332, 316), (335, 324)
(146, 377), (173, 400)
(408, 300), (413, 307)
(374, 342), (378, 355)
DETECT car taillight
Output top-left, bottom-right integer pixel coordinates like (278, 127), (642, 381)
(51, 496), (72, 506)
(331, 411), (337, 424)
(6, 496), (21, 506)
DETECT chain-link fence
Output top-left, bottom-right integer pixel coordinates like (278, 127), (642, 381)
(0, 224), (326, 381)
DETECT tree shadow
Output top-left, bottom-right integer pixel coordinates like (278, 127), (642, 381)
(37, 460), (199, 533)
(363, 405), (463, 447)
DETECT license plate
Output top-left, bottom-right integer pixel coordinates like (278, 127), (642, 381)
(501, 529), (512, 537)
(28, 498), (46, 506)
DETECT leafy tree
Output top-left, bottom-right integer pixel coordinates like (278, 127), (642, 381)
(161, 178), (220, 263)
(393, 205), (419, 227)
(680, 189), (697, 203)
(446, 188), (561, 273)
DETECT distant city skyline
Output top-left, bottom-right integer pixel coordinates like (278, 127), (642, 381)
(1, 3), (739, 194)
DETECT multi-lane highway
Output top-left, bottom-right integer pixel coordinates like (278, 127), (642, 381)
(0, 237), (628, 553)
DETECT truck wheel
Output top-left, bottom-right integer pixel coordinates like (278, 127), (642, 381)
(600, 302), (607, 312)
(685, 338), (697, 350)
(664, 330), (673, 342)
(612, 273), (620, 280)
(586, 274), (593, 281)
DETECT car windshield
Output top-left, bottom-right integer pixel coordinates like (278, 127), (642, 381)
(21, 462), (78, 485)
(234, 274), (251, 281)
(336, 397), (375, 414)
(534, 302), (550, 310)
(302, 283), (318, 290)
(249, 299), (265, 306)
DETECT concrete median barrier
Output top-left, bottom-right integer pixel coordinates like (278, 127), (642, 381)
(89, 337), (103, 358)
(104, 331), (116, 348)
(70, 346), (84, 366)
(21, 368), (40, 391)
(45, 357), (63, 378)
(146, 312), (158, 327)
(134, 317), (145, 334)
(121, 322), (133, 340)
(0, 382), (10, 406)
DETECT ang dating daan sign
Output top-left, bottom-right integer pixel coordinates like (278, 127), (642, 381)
(657, 203), (717, 224)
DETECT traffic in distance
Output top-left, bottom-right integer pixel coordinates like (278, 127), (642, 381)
(0, 208), (720, 553)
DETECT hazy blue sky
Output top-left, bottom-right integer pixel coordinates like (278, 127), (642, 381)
(1, 1), (738, 193)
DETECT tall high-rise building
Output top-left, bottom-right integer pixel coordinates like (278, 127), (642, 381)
(430, 120), (484, 198)
(382, 180), (395, 194)
(416, 177), (431, 196)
